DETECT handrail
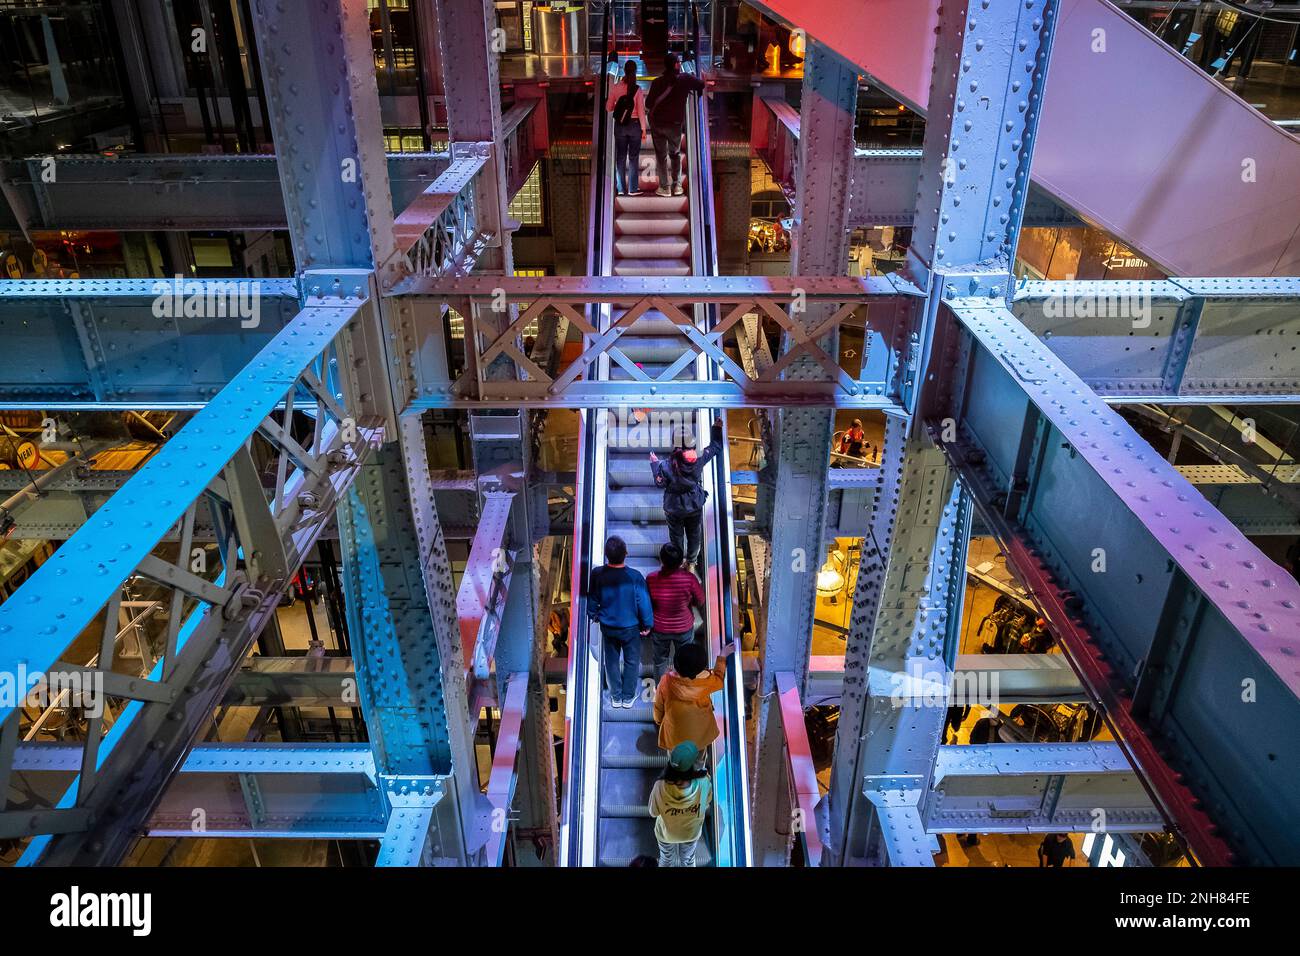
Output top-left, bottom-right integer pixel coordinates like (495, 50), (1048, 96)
(562, 4), (615, 867)
(688, 1), (751, 865)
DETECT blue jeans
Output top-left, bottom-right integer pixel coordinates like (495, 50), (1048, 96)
(601, 624), (643, 702)
(657, 836), (699, 867)
(613, 122), (642, 193)
(651, 629), (695, 683)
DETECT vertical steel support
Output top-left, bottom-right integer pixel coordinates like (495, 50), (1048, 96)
(251, 0), (478, 863)
(824, 0), (1058, 865)
(336, 419), (484, 855)
(751, 41), (857, 865)
(834, 437), (972, 865)
(433, 0), (513, 272)
(904, 0), (1060, 410)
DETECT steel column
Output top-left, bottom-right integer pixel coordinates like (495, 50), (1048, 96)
(750, 40), (857, 865)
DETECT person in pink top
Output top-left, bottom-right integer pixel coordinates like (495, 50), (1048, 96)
(607, 59), (648, 196)
(645, 542), (705, 681)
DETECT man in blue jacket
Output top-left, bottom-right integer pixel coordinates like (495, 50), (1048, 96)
(588, 535), (653, 707)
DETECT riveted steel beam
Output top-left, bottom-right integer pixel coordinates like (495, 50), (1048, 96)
(829, 436), (972, 866)
(927, 743), (1164, 835)
(2, 296), (383, 864)
(939, 297), (1300, 864)
(750, 41), (857, 866)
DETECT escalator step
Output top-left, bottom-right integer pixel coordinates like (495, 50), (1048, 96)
(601, 803), (653, 819)
(614, 213), (689, 236)
(602, 753), (669, 769)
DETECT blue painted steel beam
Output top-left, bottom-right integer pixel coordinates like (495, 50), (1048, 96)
(750, 40), (857, 866)
(0, 303), (362, 727)
(928, 744), (1163, 835)
(939, 297), (1300, 865)
(0, 278), (298, 407)
(1012, 278), (1300, 401)
(0, 154), (452, 233)
(14, 744), (388, 840)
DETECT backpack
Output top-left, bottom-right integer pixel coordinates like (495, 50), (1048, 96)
(613, 85), (637, 125)
(661, 457), (707, 516)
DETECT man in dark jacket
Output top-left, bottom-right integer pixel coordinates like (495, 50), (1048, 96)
(587, 535), (653, 707)
(649, 418), (724, 570)
(645, 53), (706, 197)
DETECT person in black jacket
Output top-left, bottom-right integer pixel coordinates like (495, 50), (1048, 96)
(649, 418), (724, 570)
(645, 53), (706, 197)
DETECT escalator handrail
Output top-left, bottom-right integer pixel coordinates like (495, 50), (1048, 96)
(684, 31), (752, 865)
(560, 3), (615, 868)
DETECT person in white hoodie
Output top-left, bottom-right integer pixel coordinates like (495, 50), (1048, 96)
(647, 740), (712, 866)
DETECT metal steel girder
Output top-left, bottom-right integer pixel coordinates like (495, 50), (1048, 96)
(335, 415), (487, 864)
(0, 279), (299, 408)
(0, 295), (383, 862)
(13, 743), (388, 839)
(900, 0), (1059, 424)
(250, 0), (491, 867)
(465, 407), (557, 864)
(907, 1), (1059, 279)
(482, 672), (527, 866)
(457, 490), (517, 679)
(750, 41), (857, 867)
(394, 274), (918, 411)
(807, 652), (1087, 707)
(0, 153), (453, 234)
(775, 672), (826, 867)
(1012, 278), (1300, 402)
(249, 0), (400, 284)
(829, 437), (972, 867)
(938, 298), (1300, 865)
(432, 0), (513, 275)
(376, 775), (457, 866)
(391, 150), (491, 292)
(926, 743), (1164, 835)
(748, 95), (1079, 231)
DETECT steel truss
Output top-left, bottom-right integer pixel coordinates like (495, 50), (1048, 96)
(0, 0), (1297, 870)
(0, 289), (383, 863)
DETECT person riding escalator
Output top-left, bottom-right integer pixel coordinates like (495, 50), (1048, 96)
(648, 418), (724, 574)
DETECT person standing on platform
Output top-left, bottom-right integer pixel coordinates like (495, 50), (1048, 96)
(587, 535), (653, 708)
(607, 59), (648, 196)
(649, 417), (724, 572)
(646, 542), (705, 682)
(645, 53), (706, 197)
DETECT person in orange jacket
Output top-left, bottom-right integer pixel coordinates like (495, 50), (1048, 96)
(653, 640), (735, 753)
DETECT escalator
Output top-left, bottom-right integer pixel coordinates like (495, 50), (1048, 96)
(559, 25), (750, 867)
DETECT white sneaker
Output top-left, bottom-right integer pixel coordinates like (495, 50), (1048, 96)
(655, 186), (671, 198)
(672, 183), (684, 196)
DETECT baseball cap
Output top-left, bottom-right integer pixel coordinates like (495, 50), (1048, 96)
(668, 740), (699, 771)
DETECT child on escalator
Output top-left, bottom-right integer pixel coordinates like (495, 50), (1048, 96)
(648, 741), (712, 867)
(653, 640), (735, 758)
